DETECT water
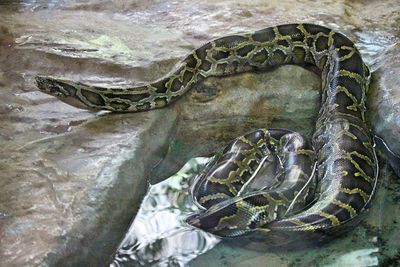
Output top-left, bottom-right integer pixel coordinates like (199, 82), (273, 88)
(111, 157), (220, 267)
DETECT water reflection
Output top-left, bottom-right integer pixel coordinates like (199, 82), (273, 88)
(111, 157), (220, 267)
(354, 31), (394, 64)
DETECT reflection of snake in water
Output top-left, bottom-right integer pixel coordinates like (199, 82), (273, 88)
(36, 24), (378, 241)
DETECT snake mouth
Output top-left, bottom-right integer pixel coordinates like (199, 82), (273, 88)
(184, 213), (202, 227)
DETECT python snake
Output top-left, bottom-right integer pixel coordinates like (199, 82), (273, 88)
(35, 23), (378, 241)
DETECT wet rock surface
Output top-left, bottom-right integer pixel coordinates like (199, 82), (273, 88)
(368, 44), (400, 175)
(0, 0), (399, 266)
(0, 106), (177, 267)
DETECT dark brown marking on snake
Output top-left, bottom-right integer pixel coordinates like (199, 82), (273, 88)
(237, 44), (257, 57)
(252, 28), (276, 43)
(81, 90), (105, 106)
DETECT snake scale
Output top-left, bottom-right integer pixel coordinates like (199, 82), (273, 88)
(35, 23), (378, 241)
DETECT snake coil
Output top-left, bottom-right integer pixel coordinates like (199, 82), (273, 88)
(35, 23), (378, 241)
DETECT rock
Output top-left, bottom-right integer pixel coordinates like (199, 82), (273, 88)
(0, 106), (177, 267)
(0, 9), (179, 266)
(368, 43), (400, 175)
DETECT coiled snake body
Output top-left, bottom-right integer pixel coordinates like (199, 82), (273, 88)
(36, 24), (378, 241)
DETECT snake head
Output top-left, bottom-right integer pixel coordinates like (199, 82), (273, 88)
(35, 75), (97, 110)
(185, 195), (274, 238)
(185, 210), (250, 238)
(35, 76), (72, 98)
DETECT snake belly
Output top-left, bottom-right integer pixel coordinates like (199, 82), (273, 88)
(35, 24), (378, 239)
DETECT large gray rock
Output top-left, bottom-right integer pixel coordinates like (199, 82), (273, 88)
(0, 103), (177, 267)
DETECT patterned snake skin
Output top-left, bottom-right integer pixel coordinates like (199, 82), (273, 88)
(35, 23), (378, 240)
(188, 129), (318, 237)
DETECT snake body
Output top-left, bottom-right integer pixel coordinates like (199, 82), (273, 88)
(35, 24), (378, 240)
(188, 129), (317, 237)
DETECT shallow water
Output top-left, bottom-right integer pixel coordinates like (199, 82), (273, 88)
(1, 0), (400, 266)
(111, 157), (220, 267)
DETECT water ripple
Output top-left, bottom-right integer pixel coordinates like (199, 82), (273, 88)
(111, 157), (220, 267)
